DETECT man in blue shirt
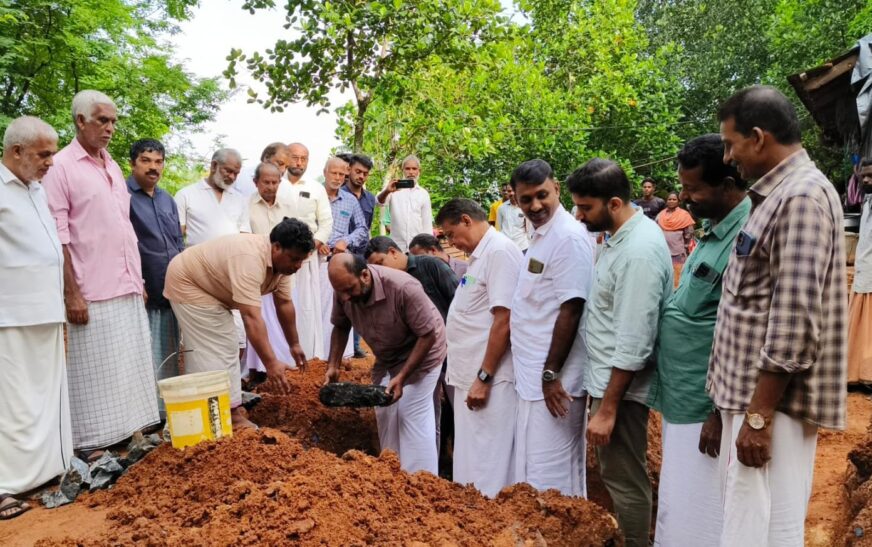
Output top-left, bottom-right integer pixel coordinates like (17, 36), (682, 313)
(126, 139), (185, 416)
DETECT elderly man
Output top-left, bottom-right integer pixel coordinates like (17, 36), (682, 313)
(164, 218), (312, 430)
(508, 159), (595, 498)
(126, 139), (185, 417)
(234, 142), (291, 198)
(569, 159), (672, 547)
(709, 86), (847, 546)
(436, 198), (523, 498)
(377, 155), (433, 252)
(43, 90), (159, 454)
(326, 254), (447, 474)
(278, 142), (333, 359)
(409, 233), (468, 279)
(647, 135), (750, 546)
(0, 116), (70, 520)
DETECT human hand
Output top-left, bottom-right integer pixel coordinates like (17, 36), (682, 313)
(465, 378), (491, 410)
(290, 343), (307, 371)
(735, 419), (772, 467)
(316, 240), (330, 256)
(698, 410), (723, 458)
(264, 360), (292, 396)
(587, 406), (617, 447)
(65, 293), (89, 325)
(542, 378), (572, 418)
(386, 374), (405, 402)
(324, 364), (340, 386)
(333, 240), (348, 253)
(386, 180), (398, 193)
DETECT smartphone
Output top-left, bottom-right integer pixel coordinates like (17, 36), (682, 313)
(395, 179), (415, 189)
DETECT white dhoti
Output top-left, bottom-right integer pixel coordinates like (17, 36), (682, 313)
(514, 395), (587, 497)
(719, 411), (817, 547)
(452, 382), (517, 498)
(320, 261), (353, 359)
(244, 294), (294, 374)
(293, 255), (324, 360)
(171, 302), (242, 407)
(375, 366), (441, 475)
(66, 294), (160, 450)
(654, 419), (722, 546)
(0, 323), (72, 495)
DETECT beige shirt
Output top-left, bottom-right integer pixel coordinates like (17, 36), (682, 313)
(163, 233), (291, 309)
(249, 193), (294, 235)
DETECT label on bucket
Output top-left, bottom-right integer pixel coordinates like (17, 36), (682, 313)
(170, 409), (204, 438)
(208, 396), (224, 439)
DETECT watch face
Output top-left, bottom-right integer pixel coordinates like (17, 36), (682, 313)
(747, 413), (766, 430)
(478, 370), (488, 382)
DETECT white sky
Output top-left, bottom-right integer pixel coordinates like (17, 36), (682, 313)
(170, 1), (352, 176)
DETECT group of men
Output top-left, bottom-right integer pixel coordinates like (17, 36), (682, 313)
(0, 83), (850, 547)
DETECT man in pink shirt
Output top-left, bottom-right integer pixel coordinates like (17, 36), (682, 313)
(42, 90), (159, 456)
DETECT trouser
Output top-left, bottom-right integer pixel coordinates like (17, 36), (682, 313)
(171, 302), (242, 408)
(433, 362), (454, 460)
(514, 395), (587, 497)
(654, 419), (722, 546)
(719, 411), (817, 547)
(591, 398), (651, 547)
(374, 366), (442, 474)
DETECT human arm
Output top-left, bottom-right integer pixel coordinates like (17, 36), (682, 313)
(342, 200), (369, 252)
(237, 302), (291, 395)
(698, 409), (723, 458)
(62, 245), (89, 324)
(466, 307), (510, 409)
(386, 329), (437, 401)
(376, 180), (397, 205)
(273, 291), (307, 369)
(542, 298), (585, 417)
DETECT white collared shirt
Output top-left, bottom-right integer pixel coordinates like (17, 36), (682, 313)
(380, 183), (432, 252)
(174, 179), (251, 247)
(278, 177), (333, 244)
(233, 164), (259, 198)
(0, 164), (65, 326)
(496, 201), (530, 251)
(510, 207), (595, 401)
(855, 195), (872, 293)
(446, 227), (523, 390)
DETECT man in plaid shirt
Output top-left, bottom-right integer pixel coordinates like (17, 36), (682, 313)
(708, 86), (847, 546)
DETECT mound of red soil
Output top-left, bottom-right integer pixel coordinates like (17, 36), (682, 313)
(42, 429), (621, 546)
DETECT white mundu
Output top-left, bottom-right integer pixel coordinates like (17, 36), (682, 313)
(497, 201), (530, 251)
(381, 184), (432, 252)
(510, 206), (595, 496)
(446, 227), (523, 497)
(0, 164), (72, 496)
(279, 178), (333, 359)
(174, 180), (251, 247)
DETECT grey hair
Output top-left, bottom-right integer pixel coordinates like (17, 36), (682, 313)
(324, 155), (348, 170)
(3, 116), (59, 150)
(211, 148), (242, 165)
(401, 154), (420, 168)
(254, 162), (281, 181)
(71, 90), (116, 123)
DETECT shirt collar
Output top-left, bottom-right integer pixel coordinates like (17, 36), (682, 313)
(471, 226), (497, 260)
(406, 254), (419, 272)
(748, 149), (810, 200)
(702, 196), (752, 240)
(0, 163), (24, 186)
(365, 265), (387, 306)
(531, 206), (567, 239)
(251, 193), (277, 207)
(70, 136), (111, 164)
(605, 209), (644, 248)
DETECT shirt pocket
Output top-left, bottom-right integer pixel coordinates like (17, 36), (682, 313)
(673, 273), (720, 320)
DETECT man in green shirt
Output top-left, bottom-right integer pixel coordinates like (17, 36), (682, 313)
(648, 134), (749, 546)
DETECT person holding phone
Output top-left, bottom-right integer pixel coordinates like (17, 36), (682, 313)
(377, 155), (433, 252)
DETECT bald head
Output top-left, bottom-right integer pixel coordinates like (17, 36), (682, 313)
(287, 142), (309, 179)
(328, 253), (371, 304)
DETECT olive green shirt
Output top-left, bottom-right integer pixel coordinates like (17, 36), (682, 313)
(648, 197), (751, 423)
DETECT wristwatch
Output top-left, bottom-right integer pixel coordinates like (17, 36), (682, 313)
(542, 369), (558, 383)
(477, 368), (492, 384)
(745, 412), (770, 430)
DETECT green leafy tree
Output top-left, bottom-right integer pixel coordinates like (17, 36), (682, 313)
(226, 0), (506, 152)
(0, 0), (225, 177)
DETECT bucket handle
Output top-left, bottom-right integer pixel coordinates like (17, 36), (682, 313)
(157, 349), (193, 375)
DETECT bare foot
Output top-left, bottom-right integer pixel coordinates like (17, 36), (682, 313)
(231, 407), (258, 431)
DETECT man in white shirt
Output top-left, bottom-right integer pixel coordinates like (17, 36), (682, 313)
(437, 198), (523, 498)
(377, 154), (433, 252)
(0, 116), (71, 520)
(234, 142), (291, 198)
(279, 142), (333, 359)
(174, 148), (252, 353)
(496, 183), (530, 251)
(509, 159), (595, 497)
(175, 148), (251, 247)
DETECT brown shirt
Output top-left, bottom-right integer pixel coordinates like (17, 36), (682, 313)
(163, 233), (291, 309)
(707, 150), (847, 429)
(331, 264), (447, 383)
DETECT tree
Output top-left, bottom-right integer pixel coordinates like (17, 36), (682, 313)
(225, 0), (505, 152)
(0, 0), (225, 173)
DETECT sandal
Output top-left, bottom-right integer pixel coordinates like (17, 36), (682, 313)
(0, 494), (31, 520)
(75, 449), (105, 464)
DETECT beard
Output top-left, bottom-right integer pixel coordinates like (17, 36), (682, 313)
(209, 171), (232, 190)
(288, 167), (304, 177)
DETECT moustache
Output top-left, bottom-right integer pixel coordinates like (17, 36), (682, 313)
(147, 170), (159, 177)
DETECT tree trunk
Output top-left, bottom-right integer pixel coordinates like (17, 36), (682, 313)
(353, 98), (369, 153)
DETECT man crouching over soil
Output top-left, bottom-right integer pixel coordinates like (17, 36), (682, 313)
(164, 217), (313, 430)
(325, 254), (447, 475)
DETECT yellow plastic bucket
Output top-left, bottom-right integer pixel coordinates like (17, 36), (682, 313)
(158, 371), (233, 449)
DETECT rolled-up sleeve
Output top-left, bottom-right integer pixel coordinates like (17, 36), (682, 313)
(611, 256), (668, 371)
(758, 195), (831, 373)
(42, 165), (71, 244)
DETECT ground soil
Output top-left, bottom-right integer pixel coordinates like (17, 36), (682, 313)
(2, 354), (869, 546)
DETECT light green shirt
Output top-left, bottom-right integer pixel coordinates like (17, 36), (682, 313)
(582, 211), (673, 404)
(648, 197), (752, 423)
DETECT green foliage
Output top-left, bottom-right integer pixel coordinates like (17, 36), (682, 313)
(0, 0), (224, 180)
